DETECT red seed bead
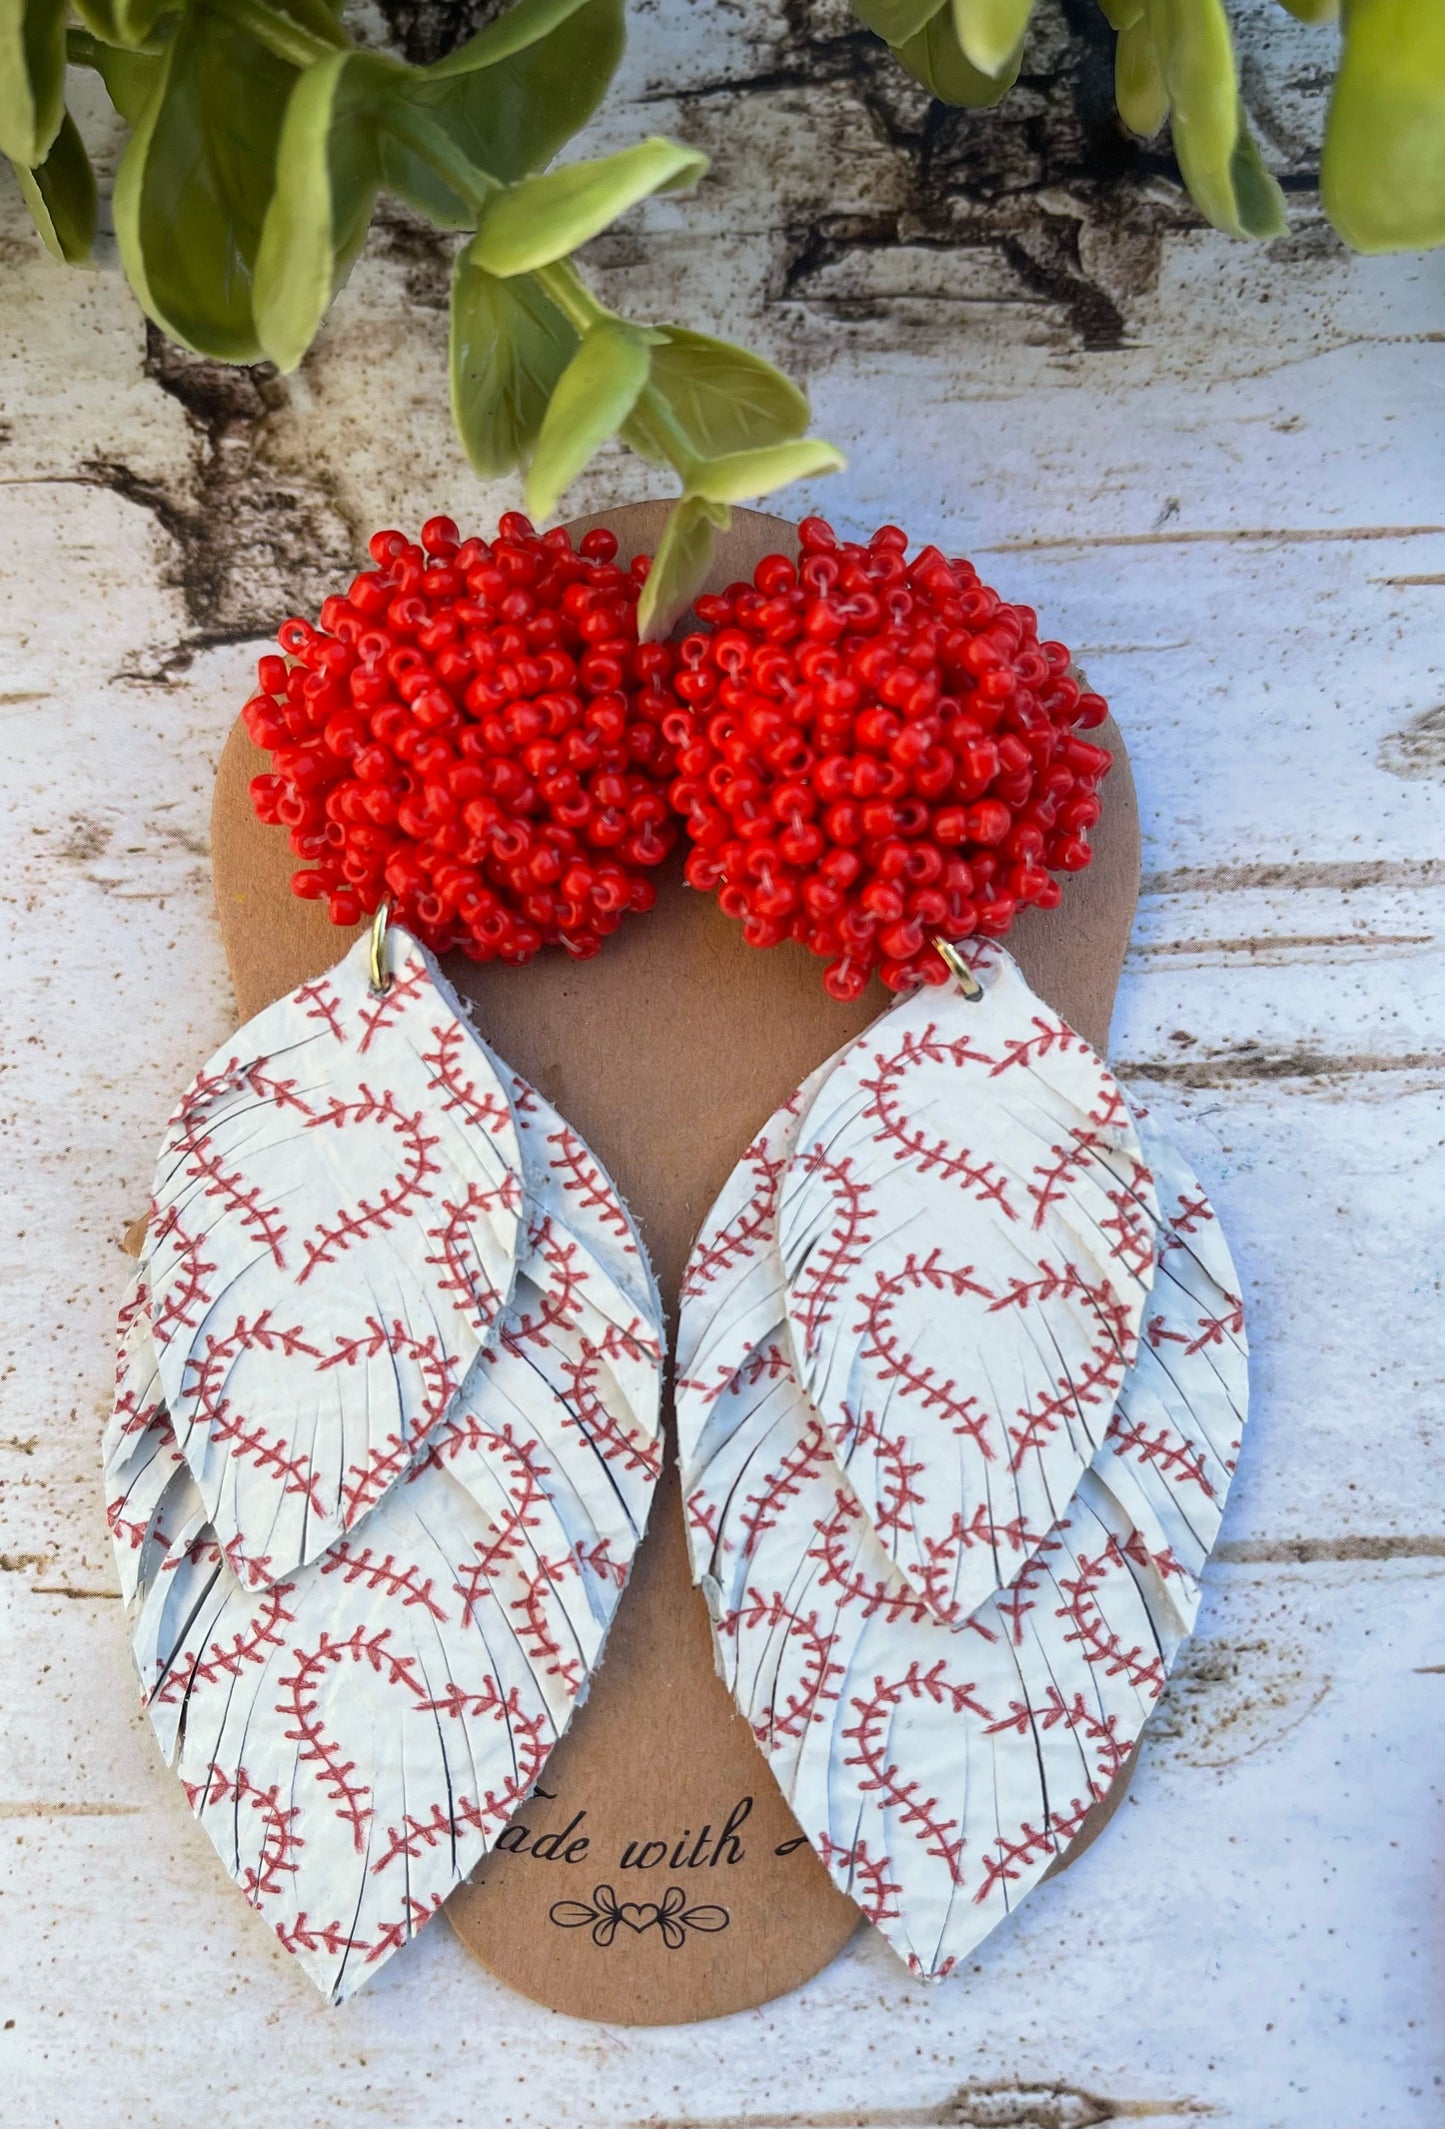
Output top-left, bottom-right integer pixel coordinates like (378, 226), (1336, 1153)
(666, 517), (1111, 994)
(245, 517), (683, 961)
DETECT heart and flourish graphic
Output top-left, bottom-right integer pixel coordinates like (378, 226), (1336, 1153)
(550, 1883), (731, 1950)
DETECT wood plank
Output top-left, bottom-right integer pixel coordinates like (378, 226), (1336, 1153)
(0, 0), (1442, 2115)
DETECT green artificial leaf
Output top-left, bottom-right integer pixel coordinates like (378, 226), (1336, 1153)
(1228, 105), (1288, 236)
(451, 244), (579, 476)
(851, 0), (946, 46)
(0, 0), (66, 166)
(1145, 0), (1286, 238)
(113, 4), (298, 360)
(892, 7), (1021, 103)
(949, 0), (1033, 77)
(431, 0), (602, 74)
(274, 0), (351, 45)
(1095, 0), (1143, 28)
(685, 437), (847, 506)
(72, 0), (170, 45)
(92, 40), (163, 124)
(471, 137), (708, 277)
(525, 317), (650, 520)
(1322, 0), (1445, 251)
(14, 107), (96, 260)
(254, 48), (405, 370)
(1115, 14), (1168, 136)
(639, 326), (811, 460)
(380, 0), (626, 227)
(636, 492), (729, 642)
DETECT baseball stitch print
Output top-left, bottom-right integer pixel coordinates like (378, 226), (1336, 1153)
(677, 940), (1248, 1978)
(105, 925), (665, 2002)
(102, 512), (1246, 2007)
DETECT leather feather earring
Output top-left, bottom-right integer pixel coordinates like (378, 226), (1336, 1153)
(103, 504), (1249, 2014)
(670, 514), (1248, 1984)
(103, 516), (676, 2002)
(676, 940), (1247, 1977)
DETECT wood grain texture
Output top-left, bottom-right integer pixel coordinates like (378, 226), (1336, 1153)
(1, 2), (1443, 2120)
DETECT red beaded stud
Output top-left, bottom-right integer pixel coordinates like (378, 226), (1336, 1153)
(664, 516), (1111, 998)
(245, 515), (683, 963)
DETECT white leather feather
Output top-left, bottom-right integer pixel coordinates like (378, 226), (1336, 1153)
(145, 927), (525, 1587)
(775, 947), (1159, 1620)
(105, 1045), (663, 2003)
(677, 955), (1246, 1978)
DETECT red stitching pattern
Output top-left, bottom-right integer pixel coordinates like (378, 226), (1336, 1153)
(857, 1025), (1015, 1216)
(1100, 1168), (1157, 1282)
(110, 1377), (166, 1441)
(295, 979), (345, 1043)
(186, 1766), (303, 1904)
(182, 1316), (331, 1524)
(275, 1627), (430, 1852)
(986, 1683), (1130, 1784)
(574, 1536), (629, 1587)
(508, 1073), (540, 1117)
(298, 1088), (442, 1281)
(1147, 1295), (1245, 1356)
(854, 1262), (994, 1453)
(424, 1178), (523, 1317)
(168, 1060), (295, 1268)
(106, 1496), (164, 1553)
(989, 1015), (1088, 1076)
(448, 1429), (552, 1625)
(808, 1492), (935, 1625)
(1026, 1086), (1130, 1230)
(992, 1543), (1059, 1647)
(318, 1543), (449, 1621)
(546, 1125), (635, 1246)
(971, 1819), (1058, 1904)
(682, 1138), (785, 1297)
(369, 1683), (550, 1873)
(833, 1407), (927, 1538)
(499, 1221), (589, 1353)
(789, 1142), (879, 1354)
(420, 1018), (512, 1133)
(364, 1896), (445, 1963)
(843, 1663), (992, 1882)
(722, 1588), (844, 1742)
(556, 1324), (663, 1479)
(988, 1260), (1135, 1358)
(356, 960), (428, 1054)
(146, 1205), (219, 1342)
(1054, 1542), (1166, 1695)
(325, 1319), (462, 1521)
(971, 1792), (1095, 1907)
(815, 1834), (902, 1924)
(1106, 1415), (1215, 1497)
(116, 1279), (150, 1341)
(737, 1412), (836, 1555)
(154, 1582), (297, 1706)
(274, 1913), (366, 1960)
(1008, 1343), (1122, 1471)
(685, 1489), (721, 1545)
(676, 1337), (790, 1408)
(1166, 1187), (1214, 1239)
(511, 1552), (583, 1690)
(914, 1502), (1057, 1621)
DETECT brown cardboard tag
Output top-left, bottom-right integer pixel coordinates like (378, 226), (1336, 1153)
(206, 504), (1140, 2024)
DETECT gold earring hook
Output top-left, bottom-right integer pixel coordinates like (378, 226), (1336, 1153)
(933, 936), (984, 1002)
(367, 897), (393, 997)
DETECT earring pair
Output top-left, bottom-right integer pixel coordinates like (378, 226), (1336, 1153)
(102, 513), (1246, 2003)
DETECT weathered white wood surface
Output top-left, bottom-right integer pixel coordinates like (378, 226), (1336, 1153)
(1, 1), (1443, 2123)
